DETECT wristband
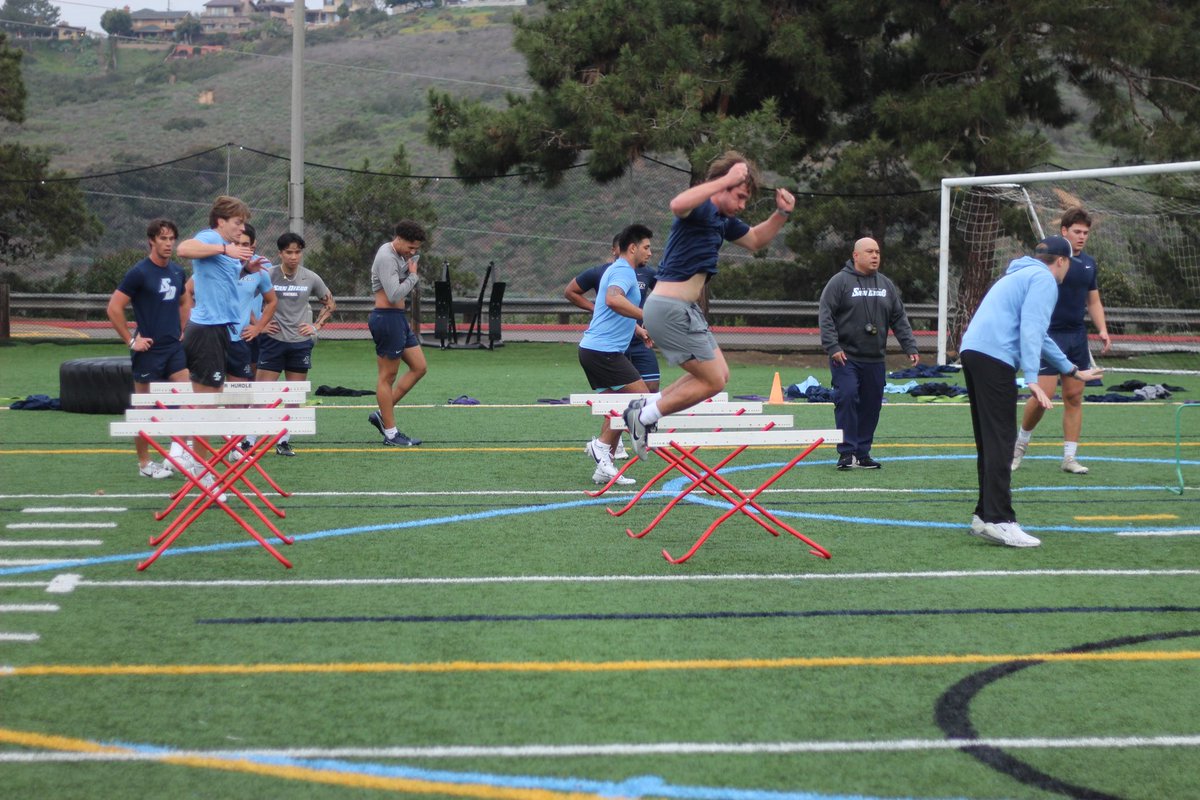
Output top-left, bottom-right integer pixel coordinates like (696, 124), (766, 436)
(1068, 366), (1079, 378)
(222, 243), (227, 255)
(774, 208), (792, 218)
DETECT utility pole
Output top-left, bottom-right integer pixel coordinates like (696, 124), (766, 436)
(288, 0), (305, 235)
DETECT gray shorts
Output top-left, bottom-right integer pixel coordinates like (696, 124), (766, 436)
(643, 293), (718, 366)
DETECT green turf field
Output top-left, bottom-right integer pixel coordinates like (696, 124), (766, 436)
(1, 340), (1198, 800)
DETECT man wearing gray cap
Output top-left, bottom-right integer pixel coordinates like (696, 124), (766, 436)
(958, 235), (1105, 548)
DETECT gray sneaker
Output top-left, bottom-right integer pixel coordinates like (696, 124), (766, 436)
(622, 398), (654, 459)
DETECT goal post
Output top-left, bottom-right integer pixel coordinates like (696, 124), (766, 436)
(938, 160), (1200, 372)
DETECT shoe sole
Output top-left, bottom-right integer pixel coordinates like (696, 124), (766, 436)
(967, 527), (1007, 545)
(1061, 465), (1089, 474)
(368, 412), (385, 436)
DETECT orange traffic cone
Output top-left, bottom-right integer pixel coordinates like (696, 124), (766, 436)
(768, 371), (785, 404)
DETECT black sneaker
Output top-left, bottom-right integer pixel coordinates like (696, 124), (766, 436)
(368, 410), (385, 437)
(383, 431), (422, 447)
(836, 454), (855, 470)
(275, 441), (296, 457)
(854, 454), (881, 469)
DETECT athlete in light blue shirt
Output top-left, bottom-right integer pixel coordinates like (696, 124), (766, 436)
(959, 235), (1104, 550)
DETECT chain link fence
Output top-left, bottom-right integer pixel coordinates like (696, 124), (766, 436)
(1, 143), (869, 349)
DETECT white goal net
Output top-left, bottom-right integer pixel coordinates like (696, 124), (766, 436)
(939, 161), (1200, 374)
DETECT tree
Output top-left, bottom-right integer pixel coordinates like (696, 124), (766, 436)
(305, 144), (438, 296)
(99, 7), (132, 37)
(0, 31), (101, 270)
(99, 7), (132, 71)
(426, 0), (1200, 349)
(0, 0), (59, 36)
(174, 14), (203, 45)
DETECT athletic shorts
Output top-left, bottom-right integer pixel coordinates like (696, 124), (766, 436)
(184, 322), (234, 388)
(225, 338), (254, 380)
(1039, 328), (1090, 376)
(131, 341), (187, 384)
(369, 308), (420, 359)
(257, 337), (314, 374)
(624, 338), (660, 383)
(642, 293), (717, 366)
(578, 346), (643, 391)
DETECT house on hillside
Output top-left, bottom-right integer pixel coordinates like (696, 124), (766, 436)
(256, 0), (341, 27)
(128, 7), (191, 39)
(200, 0), (256, 35)
(53, 22), (89, 41)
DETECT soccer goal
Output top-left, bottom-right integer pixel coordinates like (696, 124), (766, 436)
(938, 160), (1200, 374)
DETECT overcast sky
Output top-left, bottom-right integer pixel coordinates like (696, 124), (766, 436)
(53, 0), (214, 34)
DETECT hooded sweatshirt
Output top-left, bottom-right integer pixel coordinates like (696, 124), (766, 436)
(959, 255), (1074, 385)
(818, 261), (919, 362)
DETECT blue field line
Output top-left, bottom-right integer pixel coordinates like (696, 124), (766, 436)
(109, 740), (941, 800)
(0, 494), (656, 578)
(1, 455), (1192, 578)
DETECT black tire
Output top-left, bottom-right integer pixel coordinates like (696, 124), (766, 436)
(59, 356), (133, 414)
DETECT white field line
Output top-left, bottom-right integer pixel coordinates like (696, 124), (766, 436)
(21, 507), (127, 513)
(0, 735), (1196, 762)
(1117, 529), (1200, 537)
(4, 523), (116, 530)
(0, 540), (103, 547)
(0, 604), (58, 612)
(43, 568), (1200, 590)
(0, 488), (968, 499)
(0, 560), (73, 566)
(0, 633), (39, 642)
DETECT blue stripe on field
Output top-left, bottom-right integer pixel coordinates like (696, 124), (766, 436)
(109, 740), (943, 800)
(0, 455), (1192, 577)
(196, 605), (1200, 625)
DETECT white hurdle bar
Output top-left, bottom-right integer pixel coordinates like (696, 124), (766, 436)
(592, 400), (764, 416)
(609, 414), (795, 431)
(148, 380), (311, 394)
(646, 429), (843, 448)
(130, 391), (310, 407)
(570, 392), (728, 406)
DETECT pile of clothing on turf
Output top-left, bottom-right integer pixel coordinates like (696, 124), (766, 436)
(786, 364), (969, 403)
(1085, 379), (1186, 403)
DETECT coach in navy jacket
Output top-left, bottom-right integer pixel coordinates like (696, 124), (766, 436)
(818, 237), (920, 470)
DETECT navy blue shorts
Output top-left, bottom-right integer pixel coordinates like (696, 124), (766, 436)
(225, 338), (254, 380)
(257, 337), (313, 374)
(131, 341), (187, 384)
(624, 338), (660, 383)
(369, 308), (420, 359)
(1039, 329), (1090, 376)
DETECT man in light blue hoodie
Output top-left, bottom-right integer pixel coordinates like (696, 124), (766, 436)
(959, 235), (1105, 548)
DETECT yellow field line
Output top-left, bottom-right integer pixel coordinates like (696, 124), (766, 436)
(0, 727), (609, 799)
(1075, 514), (1179, 521)
(7, 650), (1200, 679)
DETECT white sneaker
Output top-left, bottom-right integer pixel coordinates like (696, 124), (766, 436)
(200, 472), (228, 503)
(138, 461), (171, 480)
(613, 437), (629, 460)
(981, 521), (1041, 548)
(228, 447), (245, 463)
(1061, 457), (1089, 474)
(969, 514), (986, 535)
(162, 453), (195, 477)
(592, 462), (635, 486)
(584, 438), (602, 464)
(1011, 441), (1027, 471)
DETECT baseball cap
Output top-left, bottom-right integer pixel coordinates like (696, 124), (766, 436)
(1034, 235), (1080, 264)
